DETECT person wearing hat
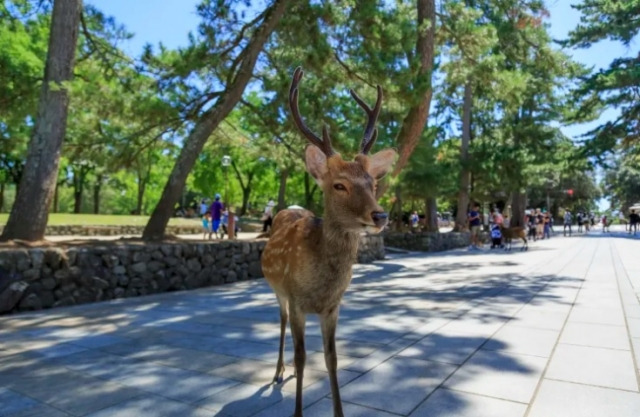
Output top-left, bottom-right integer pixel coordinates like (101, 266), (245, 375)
(209, 193), (224, 238)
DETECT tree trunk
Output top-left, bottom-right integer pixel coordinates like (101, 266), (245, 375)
(53, 183), (59, 213)
(0, 182), (4, 212)
(230, 161), (254, 216)
(510, 191), (526, 227)
(453, 81), (473, 232)
(73, 188), (83, 213)
(72, 166), (88, 214)
(0, 0), (81, 241)
(93, 174), (102, 214)
(277, 168), (289, 211)
(241, 187), (251, 216)
(424, 196), (438, 232)
(136, 177), (147, 216)
(389, 0), (436, 179)
(142, 0), (291, 240)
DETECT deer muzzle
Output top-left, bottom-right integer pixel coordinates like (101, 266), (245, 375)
(371, 211), (389, 229)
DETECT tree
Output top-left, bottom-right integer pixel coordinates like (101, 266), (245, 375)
(565, 0), (640, 157)
(602, 151), (640, 211)
(1, 0), (82, 241)
(142, 0), (291, 240)
(391, 0), (436, 177)
(0, 1), (49, 208)
(330, 0), (437, 181)
(401, 128), (457, 231)
(470, 1), (582, 226)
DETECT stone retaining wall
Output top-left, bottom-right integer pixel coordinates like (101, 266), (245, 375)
(0, 234), (385, 315)
(0, 224), (203, 236)
(383, 231), (472, 252)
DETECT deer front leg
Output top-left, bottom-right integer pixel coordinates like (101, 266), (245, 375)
(289, 305), (307, 417)
(273, 295), (288, 384)
(321, 308), (344, 417)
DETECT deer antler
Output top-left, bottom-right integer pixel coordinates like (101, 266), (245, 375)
(350, 85), (383, 155)
(289, 67), (334, 156)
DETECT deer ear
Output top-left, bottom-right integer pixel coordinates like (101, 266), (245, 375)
(305, 145), (329, 186)
(367, 148), (397, 180)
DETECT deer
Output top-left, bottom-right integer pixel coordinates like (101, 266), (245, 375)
(260, 67), (397, 417)
(499, 224), (528, 251)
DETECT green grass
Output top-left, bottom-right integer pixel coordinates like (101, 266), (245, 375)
(0, 213), (200, 227)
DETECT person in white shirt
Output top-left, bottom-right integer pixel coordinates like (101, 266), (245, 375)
(262, 199), (276, 232)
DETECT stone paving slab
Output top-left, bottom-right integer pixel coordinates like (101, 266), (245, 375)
(527, 379), (640, 417)
(443, 349), (548, 403)
(340, 357), (457, 415)
(409, 388), (528, 417)
(559, 321), (631, 350)
(2, 231), (640, 416)
(481, 323), (560, 358)
(545, 343), (638, 391)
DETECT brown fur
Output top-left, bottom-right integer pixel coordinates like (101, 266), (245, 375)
(261, 147), (396, 417)
(500, 225), (528, 251)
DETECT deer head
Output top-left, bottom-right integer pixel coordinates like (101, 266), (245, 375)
(289, 67), (397, 233)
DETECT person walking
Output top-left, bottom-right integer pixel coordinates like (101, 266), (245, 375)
(202, 212), (212, 240)
(543, 212), (551, 239)
(630, 209), (639, 235)
(577, 212), (583, 233)
(468, 203), (482, 249)
(536, 209), (544, 239)
(209, 193), (224, 238)
(601, 214), (609, 232)
(262, 199), (275, 233)
(563, 210), (572, 237)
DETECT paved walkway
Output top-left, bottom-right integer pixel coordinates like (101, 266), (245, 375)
(1, 230), (639, 417)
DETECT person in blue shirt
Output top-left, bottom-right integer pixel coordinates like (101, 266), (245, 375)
(410, 211), (419, 231)
(202, 212), (212, 240)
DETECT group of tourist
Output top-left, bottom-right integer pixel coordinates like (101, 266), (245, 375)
(200, 194), (238, 239)
(524, 209), (553, 241)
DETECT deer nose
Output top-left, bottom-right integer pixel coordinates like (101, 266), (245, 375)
(371, 211), (389, 227)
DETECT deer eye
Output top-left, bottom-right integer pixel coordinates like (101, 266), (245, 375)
(333, 183), (347, 191)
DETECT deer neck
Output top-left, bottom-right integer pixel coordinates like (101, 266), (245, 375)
(320, 215), (360, 269)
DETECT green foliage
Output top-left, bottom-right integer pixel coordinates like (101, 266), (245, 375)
(0, 0), (605, 222)
(601, 151), (640, 211)
(567, 0), (640, 47)
(566, 0), (640, 157)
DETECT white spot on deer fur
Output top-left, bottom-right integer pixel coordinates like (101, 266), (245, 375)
(284, 264), (290, 275)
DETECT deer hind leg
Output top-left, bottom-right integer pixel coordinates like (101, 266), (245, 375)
(289, 305), (307, 417)
(273, 295), (288, 384)
(522, 236), (528, 251)
(321, 308), (344, 417)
